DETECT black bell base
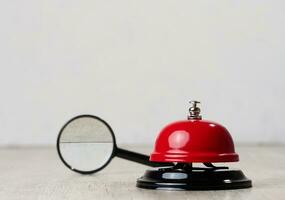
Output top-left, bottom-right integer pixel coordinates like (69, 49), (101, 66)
(137, 167), (252, 191)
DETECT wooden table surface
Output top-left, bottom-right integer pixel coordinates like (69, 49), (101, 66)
(0, 145), (284, 200)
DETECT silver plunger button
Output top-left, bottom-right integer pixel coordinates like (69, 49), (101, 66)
(188, 101), (202, 120)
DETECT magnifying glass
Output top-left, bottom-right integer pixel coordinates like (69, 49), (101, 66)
(57, 115), (172, 174)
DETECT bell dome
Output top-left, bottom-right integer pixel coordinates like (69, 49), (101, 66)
(150, 101), (239, 163)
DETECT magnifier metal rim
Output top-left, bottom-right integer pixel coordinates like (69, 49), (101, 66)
(56, 114), (117, 174)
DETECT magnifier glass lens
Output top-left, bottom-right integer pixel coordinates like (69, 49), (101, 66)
(58, 116), (115, 173)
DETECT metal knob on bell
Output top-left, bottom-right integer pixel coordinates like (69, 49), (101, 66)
(137, 101), (252, 190)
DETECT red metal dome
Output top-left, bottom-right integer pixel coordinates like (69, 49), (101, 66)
(150, 101), (239, 163)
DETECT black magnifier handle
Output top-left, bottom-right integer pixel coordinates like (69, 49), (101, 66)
(116, 148), (174, 167)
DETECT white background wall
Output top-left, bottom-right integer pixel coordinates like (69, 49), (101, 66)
(0, 0), (284, 146)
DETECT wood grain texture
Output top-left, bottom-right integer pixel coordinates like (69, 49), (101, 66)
(0, 146), (284, 200)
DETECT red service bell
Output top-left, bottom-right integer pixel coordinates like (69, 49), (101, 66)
(137, 101), (252, 190)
